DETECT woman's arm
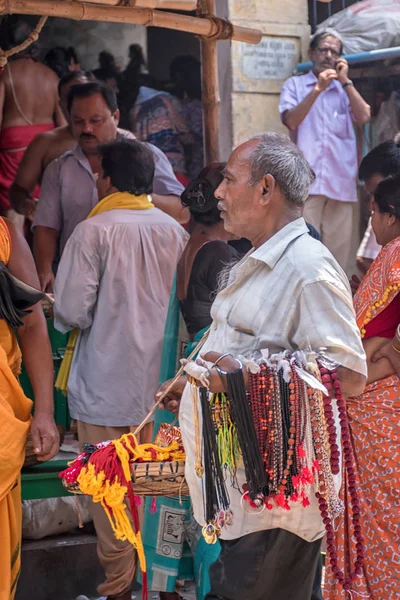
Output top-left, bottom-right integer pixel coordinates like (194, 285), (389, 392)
(6, 220), (59, 461)
(363, 336), (396, 385)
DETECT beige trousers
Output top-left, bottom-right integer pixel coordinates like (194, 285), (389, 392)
(77, 420), (153, 598)
(304, 195), (354, 270)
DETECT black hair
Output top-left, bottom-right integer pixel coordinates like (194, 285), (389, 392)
(98, 139), (154, 195)
(181, 163), (226, 226)
(359, 135), (400, 181)
(93, 51), (120, 82)
(58, 70), (95, 96)
(128, 44), (146, 69)
(99, 51), (116, 70)
(374, 174), (400, 219)
(310, 31), (343, 55)
(170, 55), (201, 100)
(0, 16), (40, 56)
(67, 81), (118, 114)
(44, 47), (79, 78)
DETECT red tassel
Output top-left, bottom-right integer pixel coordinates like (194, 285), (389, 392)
(292, 475), (300, 490)
(300, 467), (315, 485)
(313, 459), (321, 472)
(275, 491), (286, 508)
(141, 571), (149, 600)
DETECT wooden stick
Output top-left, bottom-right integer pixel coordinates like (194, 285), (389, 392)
(199, 0), (219, 164)
(134, 329), (209, 436)
(0, 0), (262, 44)
(75, 0), (197, 9)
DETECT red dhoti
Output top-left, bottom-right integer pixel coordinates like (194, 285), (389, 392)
(0, 124), (54, 212)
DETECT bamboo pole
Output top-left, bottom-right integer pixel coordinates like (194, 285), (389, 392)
(75, 0), (197, 10)
(0, 0), (262, 44)
(199, 0), (219, 164)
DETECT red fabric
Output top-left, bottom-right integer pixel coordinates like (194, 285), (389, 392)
(176, 173), (190, 187)
(0, 123), (54, 211)
(363, 291), (400, 339)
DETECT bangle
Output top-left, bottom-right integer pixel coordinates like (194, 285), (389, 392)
(392, 342), (400, 354)
(396, 323), (400, 343)
(210, 353), (232, 369)
(343, 80), (353, 89)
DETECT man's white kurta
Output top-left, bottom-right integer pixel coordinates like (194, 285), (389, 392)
(54, 207), (188, 426)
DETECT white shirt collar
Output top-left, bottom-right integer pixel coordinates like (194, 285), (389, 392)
(250, 217), (309, 269)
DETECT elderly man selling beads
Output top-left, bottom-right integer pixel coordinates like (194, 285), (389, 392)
(157, 133), (367, 600)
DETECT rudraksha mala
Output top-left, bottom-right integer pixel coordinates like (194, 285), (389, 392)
(317, 365), (366, 594)
(194, 353), (365, 594)
(246, 358), (365, 594)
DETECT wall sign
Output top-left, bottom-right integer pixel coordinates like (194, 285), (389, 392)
(240, 37), (299, 81)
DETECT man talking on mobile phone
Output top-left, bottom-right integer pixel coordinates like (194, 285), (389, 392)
(279, 30), (370, 271)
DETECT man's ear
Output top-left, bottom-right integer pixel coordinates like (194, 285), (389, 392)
(260, 174), (276, 205)
(104, 175), (113, 194)
(113, 108), (120, 127)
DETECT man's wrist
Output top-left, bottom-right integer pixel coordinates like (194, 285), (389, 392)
(342, 80), (353, 89)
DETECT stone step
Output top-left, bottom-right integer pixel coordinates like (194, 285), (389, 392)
(16, 532), (103, 600)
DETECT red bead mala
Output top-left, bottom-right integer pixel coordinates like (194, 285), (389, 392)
(246, 358), (365, 595)
(318, 365), (365, 594)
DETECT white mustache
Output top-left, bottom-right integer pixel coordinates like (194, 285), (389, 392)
(217, 202), (226, 211)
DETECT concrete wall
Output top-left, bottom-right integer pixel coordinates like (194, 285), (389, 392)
(222, 0), (310, 150)
(39, 17), (146, 71)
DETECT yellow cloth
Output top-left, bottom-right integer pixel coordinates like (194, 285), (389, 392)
(0, 218), (22, 377)
(0, 354), (32, 600)
(0, 217), (32, 599)
(89, 191), (154, 217)
(55, 192), (154, 394)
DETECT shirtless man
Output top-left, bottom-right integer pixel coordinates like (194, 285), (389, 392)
(9, 71), (93, 220)
(0, 18), (65, 229)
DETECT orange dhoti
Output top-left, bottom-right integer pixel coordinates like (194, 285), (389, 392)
(0, 124), (54, 212)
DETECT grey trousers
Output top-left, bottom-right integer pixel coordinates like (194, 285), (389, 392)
(205, 528), (322, 600)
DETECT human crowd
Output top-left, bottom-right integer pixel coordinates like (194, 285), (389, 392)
(0, 16), (398, 600)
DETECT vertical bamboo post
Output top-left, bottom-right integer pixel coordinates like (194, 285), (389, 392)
(199, 0), (220, 164)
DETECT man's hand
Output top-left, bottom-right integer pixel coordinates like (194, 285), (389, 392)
(202, 351), (248, 393)
(336, 58), (350, 85)
(350, 274), (362, 296)
(156, 375), (187, 414)
(372, 340), (400, 375)
(30, 411), (60, 462)
(315, 69), (337, 93)
(39, 270), (55, 293)
(25, 197), (39, 222)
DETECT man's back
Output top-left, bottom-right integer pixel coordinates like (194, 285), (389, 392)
(54, 207), (188, 427)
(0, 59), (64, 128)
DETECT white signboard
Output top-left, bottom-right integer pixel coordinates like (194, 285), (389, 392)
(241, 37), (299, 81)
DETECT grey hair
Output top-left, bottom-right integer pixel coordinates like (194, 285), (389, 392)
(248, 133), (316, 206)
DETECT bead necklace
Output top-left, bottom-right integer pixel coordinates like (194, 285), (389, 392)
(317, 366), (365, 595)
